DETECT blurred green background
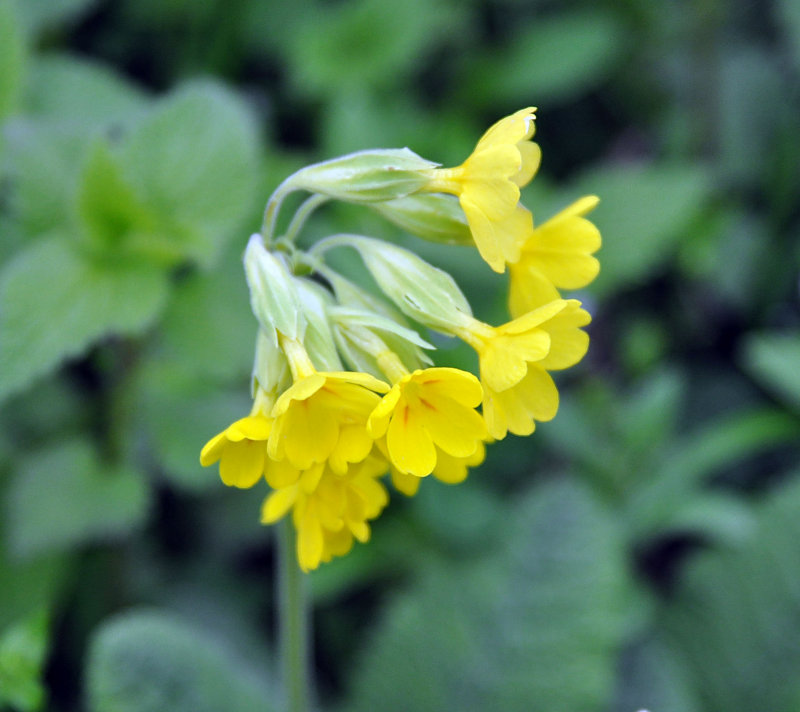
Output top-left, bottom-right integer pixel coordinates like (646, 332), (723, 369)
(1, 0), (800, 710)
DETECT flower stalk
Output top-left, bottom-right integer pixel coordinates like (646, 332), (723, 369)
(277, 519), (312, 712)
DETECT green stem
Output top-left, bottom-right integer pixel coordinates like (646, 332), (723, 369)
(277, 519), (312, 712)
(283, 194), (330, 244)
(261, 177), (296, 245)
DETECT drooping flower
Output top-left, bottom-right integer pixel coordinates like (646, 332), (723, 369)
(268, 370), (389, 472)
(453, 299), (591, 439)
(508, 196), (601, 317)
(268, 335), (390, 473)
(367, 367), (487, 478)
(423, 107), (540, 273)
(260, 454), (390, 571)
(200, 413), (271, 489)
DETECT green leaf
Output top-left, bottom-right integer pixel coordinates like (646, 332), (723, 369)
(156, 256), (254, 381)
(741, 332), (800, 411)
(0, 238), (169, 401)
(346, 481), (636, 712)
(467, 10), (626, 104)
(290, 0), (461, 95)
(664, 474), (800, 712)
(87, 609), (275, 712)
(24, 53), (149, 129)
(0, 549), (67, 630)
(571, 163), (712, 295)
(627, 408), (800, 540)
(0, 0), (25, 120)
(4, 122), (88, 239)
(138, 364), (252, 492)
(6, 439), (151, 558)
(120, 81), (259, 264)
(0, 609), (49, 712)
(78, 139), (155, 251)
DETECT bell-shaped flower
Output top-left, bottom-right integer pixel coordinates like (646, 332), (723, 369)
(367, 367), (487, 478)
(260, 454), (390, 571)
(423, 107), (540, 273)
(508, 196), (601, 316)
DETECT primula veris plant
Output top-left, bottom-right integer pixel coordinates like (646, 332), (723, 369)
(200, 108), (602, 572)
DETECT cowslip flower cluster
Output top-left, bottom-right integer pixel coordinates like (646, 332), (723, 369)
(200, 108), (601, 571)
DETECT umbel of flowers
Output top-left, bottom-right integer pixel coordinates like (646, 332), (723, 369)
(200, 108), (601, 571)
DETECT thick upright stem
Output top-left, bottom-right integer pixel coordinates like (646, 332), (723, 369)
(277, 519), (312, 712)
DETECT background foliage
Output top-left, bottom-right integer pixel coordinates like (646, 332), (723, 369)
(1, 0), (799, 710)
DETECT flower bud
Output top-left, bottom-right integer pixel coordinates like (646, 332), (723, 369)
(293, 278), (343, 372)
(372, 193), (473, 245)
(286, 148), (436, 203)
(331, 306), (432, 376)
(252, 328), (291, 397)
(342, 236), (473, 332)
(243, 235), (304, 343)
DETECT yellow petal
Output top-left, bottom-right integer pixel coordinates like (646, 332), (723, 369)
(280, 399), (338, 469)
(503, 330), (552, 364)
(432, 448), (471, 484)
(324, 371), (391, 393)
(501, 299), (567, 334)
(512, 141), (541, 187)
(475, 107), (537, 151)
(391, 468), (421, 496)
(297, 509), (324, 572)
(367, 386), (402, 438)
(219, 440), (265, 488)
(507, 263), (561, 319)
(481, 387), (509, 441)
(462, 170), (520, 219)
(417, 395), (486, 457)
(460, 197), (505, 273)
(271, 373), (326, 417)
(386, 404), (436, 477)
(514, 366), (559, 423)
(538, 301), (591, 370)
(328, 424), (373, 474)
(264, 456), (301, 489)
(226, 415), (271, 442)
(300, 462), (325, 493)
(260, 486), (298, 524)
(199, 431), (227, 466)
(414, 368), (482, 407)
(348, 519), (370, 543)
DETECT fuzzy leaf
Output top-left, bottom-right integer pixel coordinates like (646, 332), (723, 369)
(120, 81), (259, 264)
(346, 481), (636, 712)
(87, 610), (275, 712)
(6, 439), (151, 558)
(0, 238), (169, 401)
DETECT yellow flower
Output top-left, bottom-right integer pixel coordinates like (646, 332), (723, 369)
(268, 370), (390, 472)
(482, 367), (559, 439)
(423, 107), (540, 273)
(200, 413), (272, 489)
(390, 441), (487, 496)
(454, 299), (591, 440)
(260, 454), (390, 571)
(508, 196), (602, 317)
(200, 410), (305, 491)
(367, 367), (487, 478)
(268, 335), (390, 473)
(200, 388), (301, 489)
